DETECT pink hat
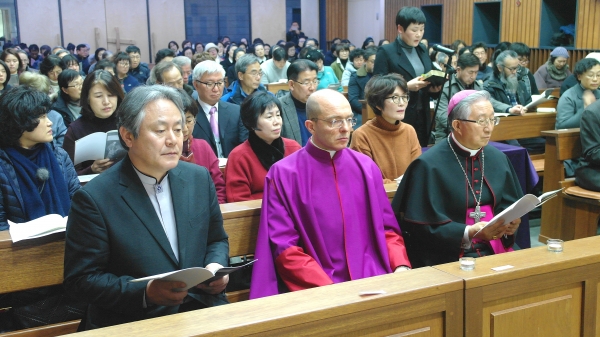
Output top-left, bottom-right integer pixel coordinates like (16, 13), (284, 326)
(447, 90), (479, 115)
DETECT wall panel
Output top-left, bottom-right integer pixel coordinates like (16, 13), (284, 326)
(17, 0), (61, 47)
(385, 0), (600, 50)
(577, 0), (600, 49)
(500, 0), (541, 47)
(60, 0), (107, 52)
(301, 0), (319, 41)
(251, 0), (286, 46)
(325, 0), (347, 48)
(149, 0), (185, 62)
(105, 0), (150, 63)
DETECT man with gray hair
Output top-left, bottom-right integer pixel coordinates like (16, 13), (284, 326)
(64, 85), (230, 330)
(191, 60), (247, 158)
(172, 56), (194, 89)
(392, 90), (523, 268)
(484, 50), (530, 113)
(221, 54), (269, 105)
(154, 61), (185, 89)
(484, 50), (547, 153)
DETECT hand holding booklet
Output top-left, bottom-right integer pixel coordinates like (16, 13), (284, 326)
(73, 130), (127, 165)
(8, 214), (68, 243)
(129, 259), (256, 290)
(525, 88), (558, 110)
(476, 188), (563, 235)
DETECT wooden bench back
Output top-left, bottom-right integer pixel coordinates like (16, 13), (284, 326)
(539, 128), (581, 243)
(0, 183), (399, 336)
(0, 183), (399, 294)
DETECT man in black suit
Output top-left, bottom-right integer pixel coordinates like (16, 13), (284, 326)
(64, 86), (230, 330)
(373, 6), (441, 146)
(191, 61), (248, 158)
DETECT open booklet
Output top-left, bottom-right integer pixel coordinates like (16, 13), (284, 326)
(475, 188), (563, 236)
(74, 130), (127, 165)
(8, 214), (68, 243)
(525, 88), (558, 110)
(129, 259), (257, 290)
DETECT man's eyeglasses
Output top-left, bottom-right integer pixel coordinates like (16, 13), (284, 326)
(458, 117), (500, 127)
(196, 80), (225, 89)
(502, 65), (519, 72)
(311, 117), (357, 128)
(293, 79), (320, 87)
(386, 95), (410, 104)
(247, 71), (263, 78)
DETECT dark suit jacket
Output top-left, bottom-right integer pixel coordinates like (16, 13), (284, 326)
(192, 101), (248, 158)
(279, 92), (302, 145)
(348, 66), (371, 115)
(373, 38), (434, 146)
(63, 155), (229, 330)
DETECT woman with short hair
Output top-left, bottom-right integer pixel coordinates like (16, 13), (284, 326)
(534, 47), (572, 90)
(63, 70), (125, 175)
(51, 69), (83, 127)
(0, 86), (84, 331)
(112, 52), (140, 93)
(0, 60), (12, 95)
(556, 58), (600, 129)
(225, 91), (301, 201)
(303, 49), (342, 92)
(39, 55), (63, 95)
(350, 74), (421, 183)
(1, 48), (22, 87)
(19, 71), (68, 146)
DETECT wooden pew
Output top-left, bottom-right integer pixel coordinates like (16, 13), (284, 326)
(490, 112), (556, 142)
(537, 128), (600, 240)
(539, 128), (582, 243)
(65, 267), (464, 337)
(560, 179), (600, 239)
(264, 82), (288, 95)
(435, 235), (600, 337)
(0, 183), (400, 335)
(360, 99), (374, 125)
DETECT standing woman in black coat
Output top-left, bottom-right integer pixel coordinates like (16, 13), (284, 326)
(373, 7), (441, 146)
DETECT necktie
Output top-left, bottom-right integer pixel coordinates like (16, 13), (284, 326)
(209, 106), (219, 139)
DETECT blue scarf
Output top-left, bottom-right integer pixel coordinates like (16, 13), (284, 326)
(5, 143), (71, 221)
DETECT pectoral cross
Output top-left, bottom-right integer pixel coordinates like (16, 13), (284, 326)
(469, 205), (486, 222)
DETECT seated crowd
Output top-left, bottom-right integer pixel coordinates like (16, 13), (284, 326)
(1, 5), (598, 334)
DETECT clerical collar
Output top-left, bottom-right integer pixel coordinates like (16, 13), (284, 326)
(451, 133), (481, 157)
(132, 164), (169, 186)
(310, 137), (336, 158)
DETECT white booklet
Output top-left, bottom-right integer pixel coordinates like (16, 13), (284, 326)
(8, 214), (68, 243)
(476, 188), (563, 234)
(74, 130), (127, 165)
(129, 259), (257, 290)
(525, 88), (558, 110)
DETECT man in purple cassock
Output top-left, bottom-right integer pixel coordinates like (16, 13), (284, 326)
(392, 90), (523, 268)
(249, 89), (411, 299)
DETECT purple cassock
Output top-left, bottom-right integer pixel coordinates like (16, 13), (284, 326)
(249, 140), (410, 299)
